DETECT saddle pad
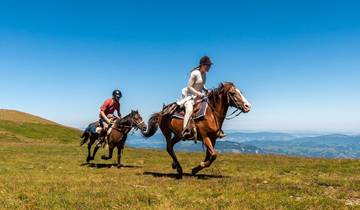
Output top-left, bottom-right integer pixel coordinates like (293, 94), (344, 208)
(172, 99), (208, 120)
(85, 121), (99, 134)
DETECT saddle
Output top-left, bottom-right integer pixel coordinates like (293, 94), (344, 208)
(162, 98), (208, 120)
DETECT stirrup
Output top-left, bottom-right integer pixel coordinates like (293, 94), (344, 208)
(96, 137), (104, 147)
(102, 136), (109, 148)
(218, 130), (226, 138)
(181, 129), (192, 139)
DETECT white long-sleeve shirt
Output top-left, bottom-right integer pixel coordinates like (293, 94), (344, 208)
(186, 68), (207, 96)
(177, 68), (208, 106)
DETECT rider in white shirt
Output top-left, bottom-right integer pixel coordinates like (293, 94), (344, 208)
(180, 56), (212, 138)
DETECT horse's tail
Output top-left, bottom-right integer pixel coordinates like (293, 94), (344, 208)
(141, 112), (161, 138)
(80, 129), (90, 146)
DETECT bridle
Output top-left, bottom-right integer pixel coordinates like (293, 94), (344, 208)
(225, 91), (243, 120)
(114, 113), (144, 132)
(207, 89), (244, 121)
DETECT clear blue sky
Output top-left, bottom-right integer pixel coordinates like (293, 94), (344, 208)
(1, 1), (359, 133)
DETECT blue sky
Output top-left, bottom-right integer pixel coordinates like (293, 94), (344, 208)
(0, 1), (359, 133)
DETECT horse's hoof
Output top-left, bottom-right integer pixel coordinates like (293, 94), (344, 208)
(177, 167), (183, 176)
(192, 167), (201, 175)
(86, 157), (91, 162)
(171, 162), (177, 169)
(176, 173), (183, 179)
(117, 164), (123, 168)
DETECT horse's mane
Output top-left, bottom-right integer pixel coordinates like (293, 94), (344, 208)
(116, 111), (133, 126)
(208, 82), (234, 98)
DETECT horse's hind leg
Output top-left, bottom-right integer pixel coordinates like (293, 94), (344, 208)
(89, 135), (101, 161)
(86, 135), (96, 162)
(166, 135), (182, 178)
(91, 144), (101, 160)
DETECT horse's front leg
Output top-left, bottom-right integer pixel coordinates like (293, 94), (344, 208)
(101, 143), (114, 160)
(192, 136), (217, 175)
(116, 144), (124, 168)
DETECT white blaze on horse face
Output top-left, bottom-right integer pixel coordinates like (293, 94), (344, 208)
(236, 88), (251, 111)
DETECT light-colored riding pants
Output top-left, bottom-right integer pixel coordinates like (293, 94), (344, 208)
(183, 99), (194, 129)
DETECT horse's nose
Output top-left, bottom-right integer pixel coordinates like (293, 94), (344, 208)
(244, 103), (251, 112)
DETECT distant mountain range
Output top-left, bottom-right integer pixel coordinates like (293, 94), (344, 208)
(245, 134), (360, 158)
(126, 132), (360, 158)
(126, 133), (264, 154)
(220, 131), (296, 142)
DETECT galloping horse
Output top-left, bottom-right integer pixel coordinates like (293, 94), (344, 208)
(81, 110), (146, 168)
(141, 82), (251, 178)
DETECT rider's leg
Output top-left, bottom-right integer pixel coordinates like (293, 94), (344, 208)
(182, 100), (194, 138)
(95, 127), (103, 134)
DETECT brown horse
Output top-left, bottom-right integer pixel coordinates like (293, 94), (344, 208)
(141, 82), (251, 178)
(81, 110), (146, 167)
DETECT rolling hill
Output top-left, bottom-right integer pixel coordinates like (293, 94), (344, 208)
(0, 109), (360, 209)
(0, 109), (80, 143)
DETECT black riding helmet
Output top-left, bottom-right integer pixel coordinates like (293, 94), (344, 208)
(112, 89), (122, 99)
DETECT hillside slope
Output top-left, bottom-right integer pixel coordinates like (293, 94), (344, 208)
(0, 109), (58, 125)
(0, 109), (80, 143)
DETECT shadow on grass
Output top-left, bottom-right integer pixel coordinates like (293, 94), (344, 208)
(81, 162), (142, 169)
(143, 171), (229, 180)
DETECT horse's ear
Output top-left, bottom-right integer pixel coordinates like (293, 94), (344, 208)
(219, 83), (224, 89)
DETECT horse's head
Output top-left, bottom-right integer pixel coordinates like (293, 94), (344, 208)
(130, 110), (147, 132)
(220, 82), (251, 113)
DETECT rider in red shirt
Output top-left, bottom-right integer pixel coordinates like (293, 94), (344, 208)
(96, 90), (122, 135)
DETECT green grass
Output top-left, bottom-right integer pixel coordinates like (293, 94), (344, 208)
(0, 120), (80, 143)
(1, 119), (360, 209)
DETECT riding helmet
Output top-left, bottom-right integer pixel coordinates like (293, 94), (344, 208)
(112, 89), (122, 98)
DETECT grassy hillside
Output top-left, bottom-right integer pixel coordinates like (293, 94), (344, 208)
(0, 109), (58, 125)
(0, 110), (360, 209)
(0, 109), (80, 143)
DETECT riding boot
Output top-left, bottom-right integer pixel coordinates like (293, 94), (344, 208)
(181, 128), (192, 140)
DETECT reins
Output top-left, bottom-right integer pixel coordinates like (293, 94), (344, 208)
(113, 114), (144, 134)
(206, 91), (243, 121)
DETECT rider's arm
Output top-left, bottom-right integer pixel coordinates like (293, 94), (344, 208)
(187, 71), (202, 96)
(100, 99), (111, 124)
(99, 111), (110, 124)
(203, 86), (209, 93)
(116, 103), (121, 119)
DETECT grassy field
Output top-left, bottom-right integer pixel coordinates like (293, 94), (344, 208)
(1, 110), (360, 209)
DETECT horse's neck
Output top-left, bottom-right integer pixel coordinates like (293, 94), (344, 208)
(114, 117), (132, 134)
(212, 93), (229, 128)
(118, 116), (132, 127)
